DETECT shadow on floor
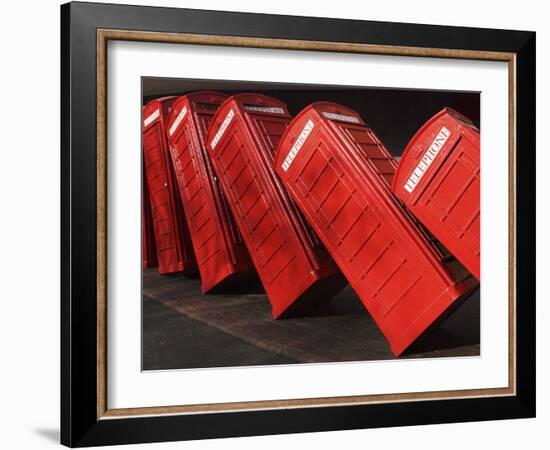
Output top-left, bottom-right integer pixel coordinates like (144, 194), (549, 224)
(34, 428), (59, 444)
(142, 269), (480, 370)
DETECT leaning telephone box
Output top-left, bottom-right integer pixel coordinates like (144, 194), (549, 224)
(274, 102), (478, 355)
(166, 92), (255, 293)
(205, 94), (346, 318)
(142, 160), (158, 269)
(392, 108), (480, 280)
(142, 97), (196, 275)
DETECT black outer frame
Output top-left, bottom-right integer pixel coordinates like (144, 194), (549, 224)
(60, 1), (535, 447)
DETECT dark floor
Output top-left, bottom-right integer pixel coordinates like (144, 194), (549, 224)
(142, 269), (480, 370)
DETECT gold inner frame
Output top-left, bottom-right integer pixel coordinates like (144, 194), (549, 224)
(96, 29), (517, 420)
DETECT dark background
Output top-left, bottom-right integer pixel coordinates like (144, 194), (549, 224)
(143, 78), (480, 156)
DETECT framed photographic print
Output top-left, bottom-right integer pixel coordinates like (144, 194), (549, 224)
(60, 1), (536, 447)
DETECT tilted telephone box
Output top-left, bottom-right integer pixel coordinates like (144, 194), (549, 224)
(166, 92), (255, 293)
(274, 102), (478, 355)
(142, 97), (196, 275)
(392, 108), (480, 281)
(205, 94), (346, 318)
(142, 159), (158, 269)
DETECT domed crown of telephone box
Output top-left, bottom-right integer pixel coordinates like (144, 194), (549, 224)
(275, 101), (478, 355)
(205, 93), (346, 318)
(392, 108), (480, 281)
(166, 92), (255, 293)
(142, 97), (196, 275)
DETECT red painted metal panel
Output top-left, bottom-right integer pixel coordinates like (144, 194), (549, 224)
(142, 97), (196, 275)
(142, 158), (158, 268)
(392, 108), (480, 280)
(274, 102), (478, 355)
(206, 94), (346, 318)
(166, 92), (255, 293)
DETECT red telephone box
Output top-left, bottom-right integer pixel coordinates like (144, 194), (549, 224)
(142, 159), (158, 269)
(205, 94), (346, 318)
(274, 102), (478, 355)
(142, 97), (196, 275)
(166, 92), (255, 293)
(392, 108), (480, 280)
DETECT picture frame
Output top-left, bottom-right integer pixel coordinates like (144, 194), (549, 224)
(60, 1), (535, 446)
